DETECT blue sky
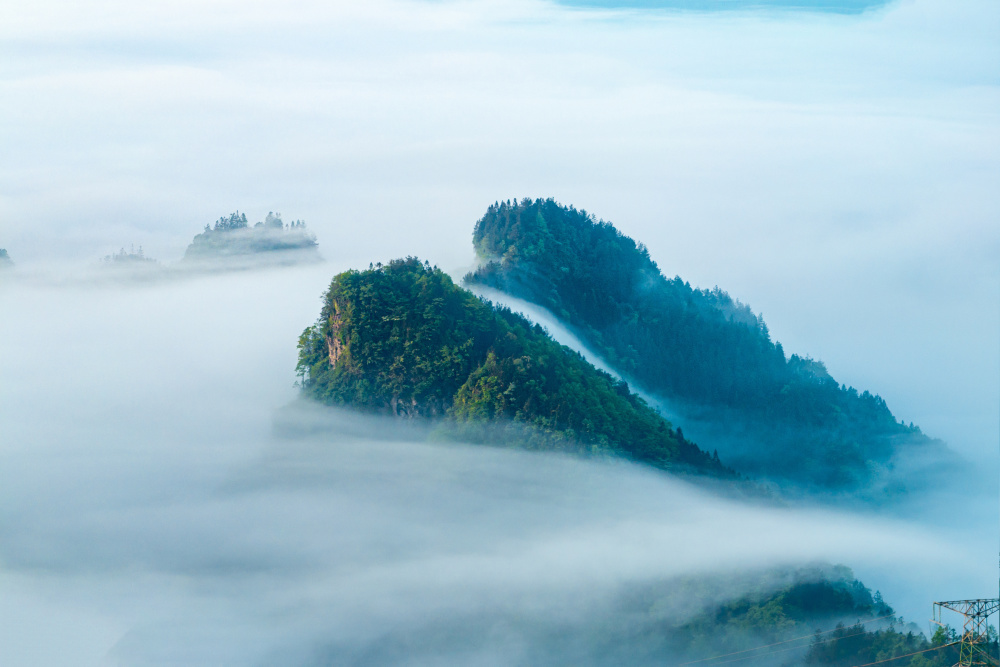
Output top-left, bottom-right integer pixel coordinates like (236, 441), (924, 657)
(560, 0), (891, 11)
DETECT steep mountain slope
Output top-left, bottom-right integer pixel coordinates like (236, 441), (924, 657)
(296, 257), (730, 476)
(465, 198), (949, 491)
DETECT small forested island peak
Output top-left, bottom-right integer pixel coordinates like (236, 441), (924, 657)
(296, 257), (732, 478)
(102, 245), (156, 265)
(183, 210), (319, 263)
(0, 248), (12, 268)
(466, 197), (949, 493)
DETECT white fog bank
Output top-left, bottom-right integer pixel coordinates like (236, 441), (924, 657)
(1, 267), (995, 665)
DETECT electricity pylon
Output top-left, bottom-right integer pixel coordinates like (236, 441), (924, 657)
(933, 599), (1000, 666)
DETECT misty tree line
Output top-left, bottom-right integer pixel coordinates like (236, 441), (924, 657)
(85, 210), (316, 266)
(466, 197), (940, 489)
(185, 210), (318, 260)
(203, 210), (309, 233)
(635, 564), (988, 666)
(102, 245), (155, 264)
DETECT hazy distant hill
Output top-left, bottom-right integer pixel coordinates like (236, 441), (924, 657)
(651, 565), (917, 665)
(296, 257), (731, 477)
(183, 211), (319, 264)
(102, 246), (156, 265)
(0, 248), (13, 268)
(650, 564), (965, 666)
(465, 198), (950, 492)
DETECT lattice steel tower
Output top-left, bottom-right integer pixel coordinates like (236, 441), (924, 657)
(933, 598), (1000, 666)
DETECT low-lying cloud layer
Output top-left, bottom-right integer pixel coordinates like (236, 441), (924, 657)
(1, 267), (994, 665)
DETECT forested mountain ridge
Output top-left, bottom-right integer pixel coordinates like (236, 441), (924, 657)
(465, 198), (948, 491)
(295, 257), (731, 477)
(656, 565), (971, 666)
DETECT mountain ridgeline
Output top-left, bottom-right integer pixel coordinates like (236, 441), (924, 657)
(296, 258), (730, 477)
(465, 198), (947, 491)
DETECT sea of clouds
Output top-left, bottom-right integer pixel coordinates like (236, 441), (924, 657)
(0, 264), (995, 665)
(2, 0), (998, 663)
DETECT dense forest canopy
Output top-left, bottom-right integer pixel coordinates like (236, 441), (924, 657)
(296, 257), (730, 476)
(184, 210), (318, 260)
(466, 198), (947, 490)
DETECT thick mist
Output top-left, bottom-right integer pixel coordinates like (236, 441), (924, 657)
(0, 267), (995, 665)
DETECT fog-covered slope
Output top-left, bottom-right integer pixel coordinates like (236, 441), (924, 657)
(2, 263), (988, 664)
(465, 198), (953, 493)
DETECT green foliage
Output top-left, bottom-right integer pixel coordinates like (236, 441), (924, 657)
(806, 624), (935, 665)
(803, 620), (985, 666)
(184, 210), (318, 260)
(296, 257), (729, 475)
(930, 625), (956, 645)
(466, 198), (943, 489)
(213, 211), (249, 231)
(651, 565), (900, 662)
(662, 567), (992, 666)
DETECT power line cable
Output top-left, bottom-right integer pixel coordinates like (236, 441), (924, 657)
(698, 627), (902, 666)
(679, 614), (897, 665)
(849, 640), (960, 667)
(708, 635), (959, 667)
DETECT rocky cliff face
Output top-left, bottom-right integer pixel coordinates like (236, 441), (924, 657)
(325, 301), (345, 366)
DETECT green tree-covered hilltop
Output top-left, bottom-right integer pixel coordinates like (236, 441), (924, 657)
(0, 248), (13, 268)
(296, 257), (730, 477)
(465, 198), (949, 491)
(184, 211), (319, 263)
(644, 565), (971, 666)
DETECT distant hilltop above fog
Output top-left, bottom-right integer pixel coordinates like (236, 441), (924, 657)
(0, 248), (13, 268)
(76, 210), (323, 280)
(183, 211), (319, 264)
(102, 245), (157, 266)
(296, 257), (735, 480)
(465, 198), (955, 497)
